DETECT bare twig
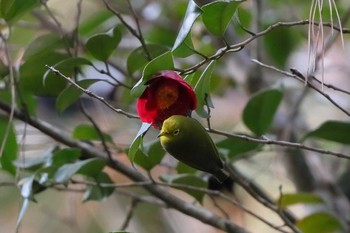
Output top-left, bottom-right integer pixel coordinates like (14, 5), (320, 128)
(180, 19), (350, 75)
(209, 128), (350, 160)
(0, 100), (248, 233)
(0, 34), (16, 164)
(119, 198), (139, 230)
(102, 0), (151, 60)
(45, 65), (139, 119)
(251, 59), (350, 117)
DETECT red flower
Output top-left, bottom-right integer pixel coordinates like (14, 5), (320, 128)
(136, 70), (197, 129)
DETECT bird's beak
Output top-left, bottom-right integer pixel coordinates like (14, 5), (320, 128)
(157, 131), (167, 138)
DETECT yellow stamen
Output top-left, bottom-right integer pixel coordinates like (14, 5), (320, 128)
(156, 84), (179, 110)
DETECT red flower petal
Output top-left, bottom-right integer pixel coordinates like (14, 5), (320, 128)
(136, 70), (197, 129)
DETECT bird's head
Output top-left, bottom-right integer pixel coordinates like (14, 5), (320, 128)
(158, 115), (186, 144)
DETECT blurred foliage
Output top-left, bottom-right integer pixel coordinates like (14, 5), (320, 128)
(0, 0), (349, 232)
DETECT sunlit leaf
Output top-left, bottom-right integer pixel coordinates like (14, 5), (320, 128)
(243, 88), (283, 135)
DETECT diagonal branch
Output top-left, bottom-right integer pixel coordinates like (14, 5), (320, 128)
(0, 100), (248, 233)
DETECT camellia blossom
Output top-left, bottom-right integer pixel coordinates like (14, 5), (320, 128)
(136, 70), (197, 129)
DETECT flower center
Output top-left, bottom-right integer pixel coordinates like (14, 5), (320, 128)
(156, 83), (179, 110)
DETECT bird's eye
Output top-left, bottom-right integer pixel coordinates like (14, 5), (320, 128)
(173, 129), (180, 135)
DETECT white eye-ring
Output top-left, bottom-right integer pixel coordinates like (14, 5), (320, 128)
(173, 129), (180, 135)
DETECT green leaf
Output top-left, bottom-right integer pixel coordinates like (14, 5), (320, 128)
(54, 158), (106, 183)
(296, 212), (343, 233)
(134, 140), (165, 171)
(194, 60), (216, 118)
(303, 121), (350, 144)
(43, 57), (94, 87)
(216, 136), (260, 159)
(264, 27), (301, 67)
(0, 116), (18, 175)
(1, 0), (39, 24)
(278, 193), (324, 208)
(0, 90), (37, 116)
(201, 0), (243, 36)
(51, 148), (81, 167)
(172, 0), (202, 52)
(72, 124), (112, 142)
(55, 78), (101, 113)
(130, 51), (174, 97)
(23, 33), (65, 61)
(176, 162), (197, 174)
(161, 174), (207, 203)
(79, 11), (114, 35)
(243, 88), (283, 135)
(0, 57), (9, 78)
(20, 52), (70, 96)
(127, 123), (151, 163)
(83, 172), (115, 202)
(172, 33), (195, 58)
(127, 44), (169, 75)
(86, 26), (122, 61)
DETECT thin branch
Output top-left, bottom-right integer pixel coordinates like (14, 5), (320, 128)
(154, 181), (291, 233)
(311, 75), (350, 95)
(180, 19), (350, 75)
(102, 0), (151, 60)
(0, 100), (248, 233)
(119, 198), (139, 230)
(251, 59), (350, 117)
(45, 65), (139, 119)
(225, 165), (301, 233)
(209, 128), (350, 160)
(70, 178), (289, 233)
(0, 34), (16, 163)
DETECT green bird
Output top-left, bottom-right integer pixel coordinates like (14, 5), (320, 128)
(158, 115), (229, 183)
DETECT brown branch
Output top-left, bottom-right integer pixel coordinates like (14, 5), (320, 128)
(45, 65), (139, 119)
(180, 19), (350, 75)
(0, 100), (248, 233)
(209, 128), (350, 160)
